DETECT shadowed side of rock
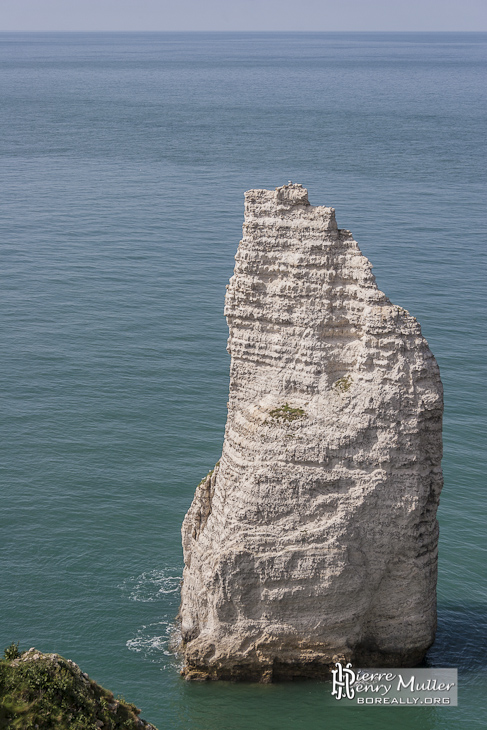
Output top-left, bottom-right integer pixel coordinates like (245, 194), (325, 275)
(179, 184), (443, 681)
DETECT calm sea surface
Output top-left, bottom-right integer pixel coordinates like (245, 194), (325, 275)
(1, 32), (486, 729)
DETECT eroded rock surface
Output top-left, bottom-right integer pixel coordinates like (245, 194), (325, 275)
(179, 184), (443, 681)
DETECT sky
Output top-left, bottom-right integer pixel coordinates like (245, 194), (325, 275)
(1, 0), (486, 32)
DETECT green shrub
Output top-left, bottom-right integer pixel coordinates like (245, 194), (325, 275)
(3, 644), (21, 662)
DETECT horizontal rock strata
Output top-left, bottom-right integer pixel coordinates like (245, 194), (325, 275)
(179, 184), (443, 681)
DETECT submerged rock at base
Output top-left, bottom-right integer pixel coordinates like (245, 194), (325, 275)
(179, 184), (443, 681)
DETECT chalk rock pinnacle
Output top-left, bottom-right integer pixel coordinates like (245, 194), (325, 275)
(179, 184), (443, 681)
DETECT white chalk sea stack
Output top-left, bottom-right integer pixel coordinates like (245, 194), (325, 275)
(179, 184), (443, 681)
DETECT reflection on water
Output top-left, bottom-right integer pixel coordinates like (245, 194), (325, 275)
(427, 604), (487, 674)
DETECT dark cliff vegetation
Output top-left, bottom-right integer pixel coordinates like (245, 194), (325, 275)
(0, 644), (157, 730)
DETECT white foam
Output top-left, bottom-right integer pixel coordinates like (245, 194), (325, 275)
(119, 567), (182, 602)
(126, 618), (183, 668)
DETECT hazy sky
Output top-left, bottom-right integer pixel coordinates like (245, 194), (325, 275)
(1, 0), (486, 32)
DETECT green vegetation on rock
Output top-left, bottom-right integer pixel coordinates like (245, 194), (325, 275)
(334, 375), (353, 393)
(0, 645), (158, 730)
(268, 403), (306, 422)
(196, 460), (220, 488)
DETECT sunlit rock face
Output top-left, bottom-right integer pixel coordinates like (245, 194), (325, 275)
(179, 184), (443, 681)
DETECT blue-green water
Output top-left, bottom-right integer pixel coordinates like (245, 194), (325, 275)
(1, 32), (486, 729)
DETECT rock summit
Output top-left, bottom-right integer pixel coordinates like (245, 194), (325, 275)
(179, 184), (443, 681)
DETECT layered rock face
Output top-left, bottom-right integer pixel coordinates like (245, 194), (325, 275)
(179, 184), (443, 681)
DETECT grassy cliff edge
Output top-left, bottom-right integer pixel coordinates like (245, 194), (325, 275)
(0, 645), (158, 730)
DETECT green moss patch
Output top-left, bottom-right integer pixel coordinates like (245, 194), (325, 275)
(334, 375), (353, 393)
(268, 403), (306, 422)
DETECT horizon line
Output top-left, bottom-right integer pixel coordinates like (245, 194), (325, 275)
(1, 29), (486, 34)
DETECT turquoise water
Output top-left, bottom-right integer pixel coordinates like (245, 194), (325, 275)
(1, 32), (486, 729)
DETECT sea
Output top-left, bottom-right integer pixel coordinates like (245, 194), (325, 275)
(1, 32), (486, 730)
